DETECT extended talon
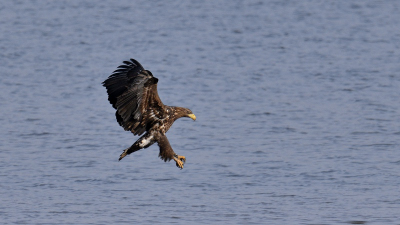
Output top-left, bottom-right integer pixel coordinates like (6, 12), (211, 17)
(176, 161), (183, 169)
(177, 155), (186, 164)
(174, 158), (184, 169)
(173, 155), (186, 169)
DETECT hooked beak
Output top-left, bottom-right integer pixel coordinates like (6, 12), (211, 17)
(188, 114), (196, 121)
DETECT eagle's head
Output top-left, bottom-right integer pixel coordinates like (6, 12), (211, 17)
(174, 107), (196, 121)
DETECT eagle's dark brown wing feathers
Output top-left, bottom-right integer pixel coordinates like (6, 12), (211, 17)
(115, 74), (148, 120)
(102, 59), (144, 108)
(103, 58), (164, 136)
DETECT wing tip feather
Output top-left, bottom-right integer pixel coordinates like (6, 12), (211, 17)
(103, 58), (162, 136)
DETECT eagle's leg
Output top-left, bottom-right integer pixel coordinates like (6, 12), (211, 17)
(119, 132), (155, 161)
(173, 154), (186, 169)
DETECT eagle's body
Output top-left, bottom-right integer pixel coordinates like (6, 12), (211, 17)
(102, 59), (196, 169)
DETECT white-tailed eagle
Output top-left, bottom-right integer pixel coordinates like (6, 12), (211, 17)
(103, 59), (196, 169)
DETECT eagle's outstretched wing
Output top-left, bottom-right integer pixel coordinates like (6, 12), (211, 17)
(102, 58), (165, 135)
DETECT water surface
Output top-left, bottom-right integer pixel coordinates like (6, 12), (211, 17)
(1, 1), (400, 224)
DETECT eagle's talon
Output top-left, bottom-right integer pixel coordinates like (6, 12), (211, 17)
(177, 155), (186, 164)
(174, 156), (184, 169)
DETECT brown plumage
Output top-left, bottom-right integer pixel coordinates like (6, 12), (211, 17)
(102, 59), (196, 169)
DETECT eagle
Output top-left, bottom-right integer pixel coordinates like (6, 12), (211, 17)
(102, 58), (196, 169)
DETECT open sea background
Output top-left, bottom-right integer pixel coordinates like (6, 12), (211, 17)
(1, 1), (400, 224)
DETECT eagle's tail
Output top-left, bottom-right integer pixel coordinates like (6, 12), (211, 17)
(118, 145), (140, 161)
(119, 132), (156, 161)
(118, 149), (129, 161)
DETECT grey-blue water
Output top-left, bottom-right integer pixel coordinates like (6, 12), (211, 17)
(1, 1), (400, 224)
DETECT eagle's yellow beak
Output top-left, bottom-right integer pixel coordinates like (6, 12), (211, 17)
(188, 114), (196, 121)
